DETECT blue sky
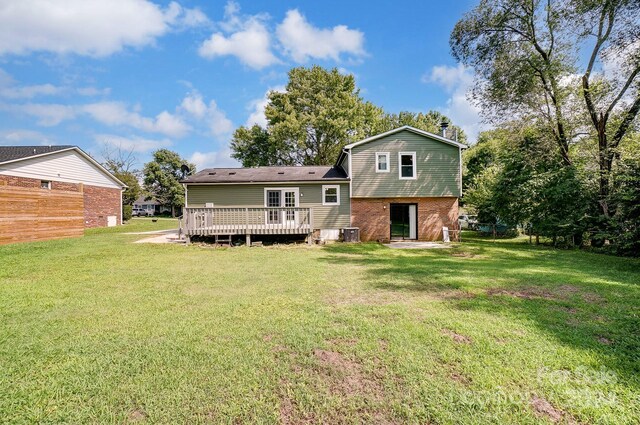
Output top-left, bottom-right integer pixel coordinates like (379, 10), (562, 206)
(0, 0), (482, 170)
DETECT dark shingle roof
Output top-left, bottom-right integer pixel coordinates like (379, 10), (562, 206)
(181, 166), (349, 184)
(0, 145), (75, 163)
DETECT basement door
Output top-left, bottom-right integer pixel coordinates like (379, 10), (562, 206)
(390, 203), (417, 240)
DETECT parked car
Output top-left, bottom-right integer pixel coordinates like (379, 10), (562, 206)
(458, 214), (478, 230)
(132, 207), (148, 217)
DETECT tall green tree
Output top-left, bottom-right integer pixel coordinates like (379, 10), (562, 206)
(231, 66), (466, 166)
(143, 149), (195, 217)
(451, 0), (640, 214)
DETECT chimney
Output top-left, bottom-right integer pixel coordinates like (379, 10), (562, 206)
(440, 121), (449, 138)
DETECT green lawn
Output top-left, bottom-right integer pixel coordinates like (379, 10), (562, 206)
(1, 221), (639, 424)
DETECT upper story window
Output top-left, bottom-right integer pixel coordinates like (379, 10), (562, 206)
(322, 185), (340, 206)
(40, 180), (51, 190)
(398, 152), (417, 180)
(375, 152), (390, 173)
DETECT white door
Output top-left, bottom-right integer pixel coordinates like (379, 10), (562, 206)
(408, 205), (417, 239)
(283, 189), (298, 225)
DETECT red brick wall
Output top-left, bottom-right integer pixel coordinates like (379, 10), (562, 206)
(0, 174), (121, 228)
(351, 197), (459, 242)
(82, 184), (121, 228)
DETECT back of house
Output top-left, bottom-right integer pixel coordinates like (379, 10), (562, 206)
(181, 126), (465, 243)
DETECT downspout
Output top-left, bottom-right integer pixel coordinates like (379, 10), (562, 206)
(120, 188), (124, 225)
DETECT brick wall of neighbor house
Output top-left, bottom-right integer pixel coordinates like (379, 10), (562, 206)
(83, 184), (121, 228)
(0, 174), (120, 228)
(351, 197), (459, 242)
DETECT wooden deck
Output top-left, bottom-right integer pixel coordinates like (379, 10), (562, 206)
(182, 207), (313, 237)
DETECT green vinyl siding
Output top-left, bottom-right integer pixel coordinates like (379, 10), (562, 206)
(186, 183), (350, 229)
(351, 130), (461, 198)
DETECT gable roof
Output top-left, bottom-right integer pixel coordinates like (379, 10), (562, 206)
(181, 165), (349, 184)
(0, 145), (75, 163)
(0, 145), (126, 188)
(343, 126), (468, 150)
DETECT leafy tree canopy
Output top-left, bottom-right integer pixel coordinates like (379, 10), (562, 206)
(143, 149), (195, 216)
(231, 66), (465, 167)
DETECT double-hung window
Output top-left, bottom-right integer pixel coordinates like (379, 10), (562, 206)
(322, 185), (340, 206)
(398, 152), (417, 180)
(375, 152), (390, 173)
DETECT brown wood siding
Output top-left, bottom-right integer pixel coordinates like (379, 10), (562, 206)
(0, 185), (84, 245)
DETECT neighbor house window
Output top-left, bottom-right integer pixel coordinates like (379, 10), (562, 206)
(40, 180), (51, 189)
(322, 185), (340, 206)
(398, 152), (417, 180)
(375, 152), (390, 173)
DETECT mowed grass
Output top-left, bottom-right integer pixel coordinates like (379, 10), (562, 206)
(0, 221), (639, 424)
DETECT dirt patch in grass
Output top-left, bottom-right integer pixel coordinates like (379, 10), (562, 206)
(530, 396), (574, 423)
(442, 329), (472, 344)
(487, 287), (556, 300)
(598, 336), (613, 345)
(313, 349), (384, 398)
(450, 371), (472, 385)
(127, 409), (147, 422)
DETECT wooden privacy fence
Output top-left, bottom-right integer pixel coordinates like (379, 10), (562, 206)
(183, 207), (313, 236)
(0, 185), (84, 245)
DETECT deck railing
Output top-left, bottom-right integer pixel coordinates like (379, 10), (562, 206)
(183, 207), (313, 236)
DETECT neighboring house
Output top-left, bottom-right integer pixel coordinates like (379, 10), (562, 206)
(181, 126), (466, 243)
(132, 197), (157, 216)
(132, 196), (170, 216)
(0, 146), (125, 244)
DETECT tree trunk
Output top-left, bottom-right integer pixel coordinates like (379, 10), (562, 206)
(596, 121), (613, 218)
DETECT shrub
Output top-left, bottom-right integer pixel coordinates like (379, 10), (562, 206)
(123, 205), (133, 221)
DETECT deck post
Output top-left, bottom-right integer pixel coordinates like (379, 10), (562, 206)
(246, 234), (251, 246)
(185, 235), (191, 245)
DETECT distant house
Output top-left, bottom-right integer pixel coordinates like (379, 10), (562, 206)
(180, 126), (466, 243)
(0, 145), (125, 244)
(133, 196), (171, 216)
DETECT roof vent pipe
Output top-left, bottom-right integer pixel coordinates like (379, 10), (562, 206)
(440, 121), (449, 138)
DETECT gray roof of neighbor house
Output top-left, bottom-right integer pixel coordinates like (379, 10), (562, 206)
(133, 196), (160, 205)
(0, 145), (75, 163)
(181, 166), (349, 184)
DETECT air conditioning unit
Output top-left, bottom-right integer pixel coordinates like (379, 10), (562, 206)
(342, 227), (360, 243)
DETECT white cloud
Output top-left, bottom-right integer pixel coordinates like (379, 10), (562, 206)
(96, 134), (172, 153)
(189, 148), (239, 169)
(180, 91), (233, 137)
(422, 63), (473, 91)
(423, 64), (484, 143)
(82, 101), (191, 138)
(1, 102), (77, 126)
(0, 129), (53, 145)
(276, 10), (365, 63)
(76, 87), (111, 97)
(0, 84), (62, 99)
(0, 0), (209, 57)
(198, 2), (278, 69)
(245, 86), (285, 127)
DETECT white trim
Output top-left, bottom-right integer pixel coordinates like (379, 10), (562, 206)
(120, 189), (123, 224)
(398, 152), (417, 180)
(375, 152), (390, 173)
(322, 184), (340, 206)
(263, 187), (300, 207)
(343, 125), (468, 150)
(458, 147), (463, 197)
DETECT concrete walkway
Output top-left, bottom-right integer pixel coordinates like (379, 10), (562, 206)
(133, 231), (184, 244)
(384, 241), (451, 249)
